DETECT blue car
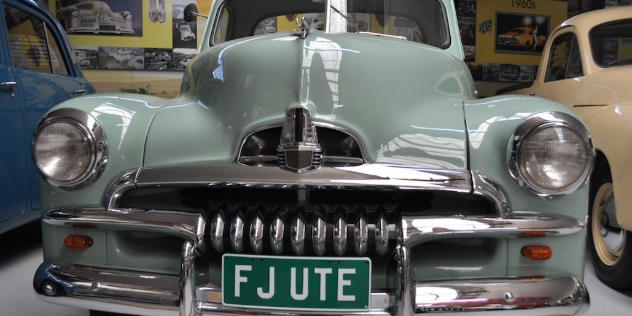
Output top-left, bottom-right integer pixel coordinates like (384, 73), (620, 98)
(0, 0), (94, 234)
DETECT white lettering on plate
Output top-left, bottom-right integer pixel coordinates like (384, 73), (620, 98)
(290, 267), (309, 300)
(257, 267), (275, 299)
(337, 268), (356, 301)
(314, 268), (333, 301)
(234, 265), (251, 297)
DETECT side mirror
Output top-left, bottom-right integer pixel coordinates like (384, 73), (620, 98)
(184, 4), (207, 22)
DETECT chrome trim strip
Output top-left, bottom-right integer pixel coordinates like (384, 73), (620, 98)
(42, 208), (205, 249)
(415, 275), (589, 313)
(237, 155), (278, 163)
(471, 172), (511, 217)
(103, 168), (139, 208)
(320, 156), (365, 164)
(508, 111), (594, 198)
(395, 245), (414, 316)
(402, 212), (584, 247)
(134, 163), (472, 192)
(106, 165), (509, 220)
(180, 241), (196, 316)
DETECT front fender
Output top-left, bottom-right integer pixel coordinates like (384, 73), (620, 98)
(38, 94), (167, 209)
(574, 102), (632, 230)
(465, 95), (590, 222)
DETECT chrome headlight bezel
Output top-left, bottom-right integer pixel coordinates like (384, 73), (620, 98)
(33, 108), (107, 190)
(508, 111), (594, 198)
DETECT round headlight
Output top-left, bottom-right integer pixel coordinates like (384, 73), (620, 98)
(509, 112), (593, 197)
(33, 109), (107, 189)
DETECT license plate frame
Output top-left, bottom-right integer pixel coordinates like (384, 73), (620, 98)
(222, 254), (371, 311)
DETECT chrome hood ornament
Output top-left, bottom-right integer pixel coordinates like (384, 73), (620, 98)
(299, 16), (322, 39)
(277, 108), (321, 173)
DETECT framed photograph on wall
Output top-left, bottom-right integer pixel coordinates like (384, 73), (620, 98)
(495, 11), (550, 55)
(55, 0), (143, 36)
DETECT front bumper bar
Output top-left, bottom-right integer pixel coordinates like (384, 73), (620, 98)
(34, 248), (589, 316)
(34, 211), (589, 316)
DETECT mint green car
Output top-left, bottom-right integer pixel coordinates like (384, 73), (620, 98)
(33, 0), (594, 315)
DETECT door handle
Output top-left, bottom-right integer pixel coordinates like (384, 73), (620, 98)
(71, 89), (86, 95)
(0, 81), (18, 89)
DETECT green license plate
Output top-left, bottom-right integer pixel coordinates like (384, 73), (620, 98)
(222, 254), (371, 311)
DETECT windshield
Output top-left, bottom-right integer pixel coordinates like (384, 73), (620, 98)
(212, 0), (449, 48)
(590, 19), (632, 67)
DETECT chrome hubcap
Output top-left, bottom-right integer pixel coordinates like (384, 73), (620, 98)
(592, 183), (626, 266)
(599, 197), (624, 253)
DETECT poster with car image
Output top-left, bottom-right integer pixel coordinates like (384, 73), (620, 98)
(475, 0), (567, 65)
(55, 0), (143, 36)
(495, 12), (549, 54)
(172, 0), (198, 49)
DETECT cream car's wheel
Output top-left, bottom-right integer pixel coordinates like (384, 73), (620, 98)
(588, 169), (632, 290)
(591, 183), (624, 265)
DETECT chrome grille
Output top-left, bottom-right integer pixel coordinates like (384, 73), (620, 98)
(205, 202), (398, 256)
(79, 15), (97, 27)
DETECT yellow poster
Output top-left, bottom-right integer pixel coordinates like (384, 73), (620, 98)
(475, 0), (568, 65)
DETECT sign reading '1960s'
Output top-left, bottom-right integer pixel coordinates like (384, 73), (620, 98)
(222, 254), (371, 311)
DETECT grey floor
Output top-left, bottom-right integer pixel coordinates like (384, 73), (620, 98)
(1, 221), (631, 316)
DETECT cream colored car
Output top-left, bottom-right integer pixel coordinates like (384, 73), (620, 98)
(511, 6), (632, 290)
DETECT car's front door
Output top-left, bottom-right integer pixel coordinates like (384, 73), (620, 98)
(1, 0), (93, 221)
(0, 8), (28, 223)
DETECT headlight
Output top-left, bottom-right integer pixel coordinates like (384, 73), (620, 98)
(33, 108), (107, 190)
(509, 111), (593, 197)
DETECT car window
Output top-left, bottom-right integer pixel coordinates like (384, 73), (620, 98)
(589, 18), (632, 67)
(214, 7), (230, 45)
(545, 32), (582, 82)
(3, 4), (69, 75)
(212, 0), (448, 48)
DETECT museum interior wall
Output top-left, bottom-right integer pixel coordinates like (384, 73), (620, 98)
(37, 0), (632, 97)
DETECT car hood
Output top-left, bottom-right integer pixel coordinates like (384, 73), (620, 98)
(145, 31), (474, 170)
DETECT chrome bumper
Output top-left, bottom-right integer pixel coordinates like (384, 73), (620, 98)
(34, 212), (589, 316)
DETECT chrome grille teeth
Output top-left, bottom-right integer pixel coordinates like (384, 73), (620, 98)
(375, 215), (389, 255)
(312, 217), (326, 256)
(250, 216), (264, 254)
(210, 214), (224, 252)
(270, 216), (284, 254)
(291, 217), (306, 255)
(334, 217), (347, 256)
(230, 215), (244, 253)
(211, 206), (394, 255)
(355, 217), (368, 255)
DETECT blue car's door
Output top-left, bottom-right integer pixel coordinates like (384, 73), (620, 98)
(0, 51), (28, 224)
(0, 0), (30, 225)
(0, 0), (95, 232)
